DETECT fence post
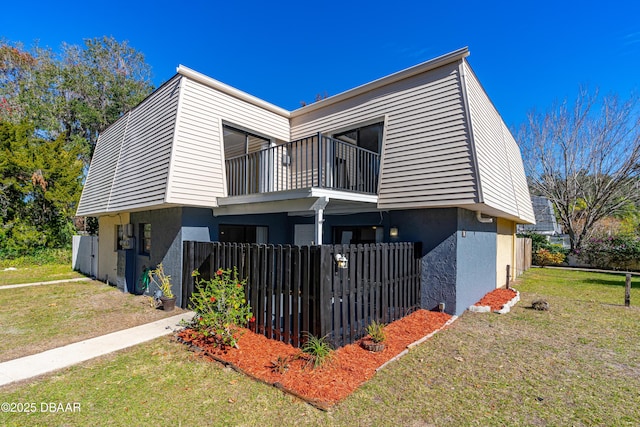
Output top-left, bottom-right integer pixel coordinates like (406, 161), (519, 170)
(181, 241), (192, 308)
(626, 274), (631, 307)
(506, 264), (511, 289)
(319, 246), (334, 344)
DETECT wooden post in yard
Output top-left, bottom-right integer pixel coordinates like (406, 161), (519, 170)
(625, 274), (631, 307)
(506, 265), (511, 289)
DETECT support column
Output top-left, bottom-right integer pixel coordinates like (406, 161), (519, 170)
(315, 208), (324, 245)
(311, 197), (329, 245)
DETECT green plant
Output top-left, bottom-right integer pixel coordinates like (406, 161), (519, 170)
(269, 355), (290, 374)
(578, 234), (640, 269)
(190, 267), (253, 348)
(301, 334), (333, 369)
(533, 248), (566, 267)
(149, 263), (174, 298)
(366, 320), (386, 343)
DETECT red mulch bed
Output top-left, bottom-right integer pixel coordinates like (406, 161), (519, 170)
(176, 310), (452, 409)
(474, 288), (518, 311)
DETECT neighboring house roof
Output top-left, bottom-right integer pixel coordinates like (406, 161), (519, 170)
(519, 196), (561, 234)
(76, 48), (535, 224)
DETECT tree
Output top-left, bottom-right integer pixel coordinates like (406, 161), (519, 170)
(0, 121), (84, 256)
(518, 88), (640, 252)
(0, 36), (153, 163)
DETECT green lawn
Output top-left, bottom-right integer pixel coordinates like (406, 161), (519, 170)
(1, 268), (638, 426)
(0, 263), (84, 286)
(0, 279), (183, 362)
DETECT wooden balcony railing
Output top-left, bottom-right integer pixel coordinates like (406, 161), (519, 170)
(225, 133), (380, 196)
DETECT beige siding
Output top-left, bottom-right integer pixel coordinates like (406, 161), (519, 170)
(76, 113), (129, 216)
(463, 62), (535, 223)
(97, 213), (129, 283)
(107, 76), (181, 211)
(166, 77), (290, 205)
(291, 62), (478, 209)
(503, 126), (536, 223)
(496, 218), (516, 288)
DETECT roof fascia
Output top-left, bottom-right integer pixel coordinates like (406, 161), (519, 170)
(176, 65), (291, 119)
(290, 47), (470, 118)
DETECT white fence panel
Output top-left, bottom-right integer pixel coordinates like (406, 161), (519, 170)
(72, 235), (98, 277)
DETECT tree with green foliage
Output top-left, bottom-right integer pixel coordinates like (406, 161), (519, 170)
(518, 88), (640, 252)
(0, 36), (154, 163)
(0, 121), (83, 257)
(0, 37), (154, 252)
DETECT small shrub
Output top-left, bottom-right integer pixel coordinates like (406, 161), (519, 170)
(189, 267), (253, 348)
(578, 234), (640, 270)
(533, 248), (565, 267)
(269, 355), (290, 374)
(149, 263), (173, 299)
(366, 320), (386, 343)
(0, 247), (71, 268)
(301, 334), (333, 369)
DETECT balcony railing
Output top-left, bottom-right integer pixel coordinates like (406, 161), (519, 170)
(225, 133), (380, 196)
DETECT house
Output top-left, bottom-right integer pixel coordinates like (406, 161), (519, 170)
(76, 47), (535, 316)
(518, 196), (561, 236)
(518, 195), (569, 248)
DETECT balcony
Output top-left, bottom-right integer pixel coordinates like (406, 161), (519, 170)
(225, 134), (380, 197)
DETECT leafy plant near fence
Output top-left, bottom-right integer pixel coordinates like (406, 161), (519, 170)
(301, 334), (333, 369)
(533, 248), (566, 267)
(189, 267), (253, 348)
(577, 234), (640, 270)
(0, 247), (71, 268)
(519, 232), (567, 266)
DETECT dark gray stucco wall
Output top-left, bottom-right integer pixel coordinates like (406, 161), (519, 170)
(126, 206), (497, 315)
(130, 208), (183, 304)
(455, 209), (497, 314)
(182, 207), (291, 244)
(387, 208), (459, 314)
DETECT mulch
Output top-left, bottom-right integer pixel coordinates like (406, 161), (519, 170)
(474, 288), (518, 311)
(176, 289), (517, 409)
(176, 310), (452, 409)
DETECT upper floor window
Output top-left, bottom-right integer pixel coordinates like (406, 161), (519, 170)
(333, 122), (384, 154)
(223, 125), (271, 159)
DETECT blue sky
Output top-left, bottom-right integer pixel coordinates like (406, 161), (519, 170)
(1, 0), (639, 128)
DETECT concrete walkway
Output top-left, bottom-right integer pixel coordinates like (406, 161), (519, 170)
(0, 311), (195, 387)
(0, 277), (92, 290)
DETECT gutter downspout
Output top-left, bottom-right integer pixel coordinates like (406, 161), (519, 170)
(476, 211), (494, 224)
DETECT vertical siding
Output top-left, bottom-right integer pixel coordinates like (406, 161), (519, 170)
(291, 62), (478, 209)
(166, 77), (290, 205)
(76, 113), (129, 216)
(107, 76), (181, 211)
(463, 62), (535, 223)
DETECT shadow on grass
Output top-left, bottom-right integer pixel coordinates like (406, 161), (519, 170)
(583, 277), (639, 289)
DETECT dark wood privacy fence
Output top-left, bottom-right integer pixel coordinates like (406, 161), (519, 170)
(182, 241), (421, 348)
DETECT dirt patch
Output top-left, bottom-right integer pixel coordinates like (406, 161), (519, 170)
(177, 310), (452, 409)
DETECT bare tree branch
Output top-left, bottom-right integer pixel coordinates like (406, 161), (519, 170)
(518, 88), (640, 251)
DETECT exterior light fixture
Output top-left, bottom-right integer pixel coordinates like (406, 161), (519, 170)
(335, 253), (348, 269)
(390, 226), (399, 238)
